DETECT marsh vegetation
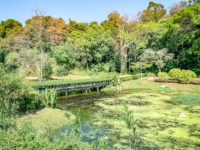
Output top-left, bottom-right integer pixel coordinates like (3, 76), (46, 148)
(1, 0), (200, 149)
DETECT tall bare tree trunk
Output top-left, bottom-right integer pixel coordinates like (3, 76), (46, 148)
(34, 8), (45, 82)
(120, 47), (125, 74)
(39, 29), (43, 82)
(120, 43), (129, 74)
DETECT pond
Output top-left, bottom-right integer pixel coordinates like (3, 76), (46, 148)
(57, 82), (200, 150)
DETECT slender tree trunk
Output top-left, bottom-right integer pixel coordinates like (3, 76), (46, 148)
(128, 58), (130, 74)
(86, 51), (89, 70)
(120, 45), (130, 74)
(34, 8), (45, 82)
(120, 46), (126, 74)
(159, 67), (161, 72)
(39, 30), (43, 82)
(86, 59), (88, 70)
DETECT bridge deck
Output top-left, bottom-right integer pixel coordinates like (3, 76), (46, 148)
(31, 79), (112, 92)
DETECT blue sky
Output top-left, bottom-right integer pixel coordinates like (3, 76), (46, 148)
(0, 0), (182, 25)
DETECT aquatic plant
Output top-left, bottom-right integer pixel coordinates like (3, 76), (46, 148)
(171, 95), (200, 106)
(120, 104), (138, 147)
(42, 89), (57, 108)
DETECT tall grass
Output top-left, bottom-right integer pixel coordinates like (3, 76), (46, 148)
(119, 104), (138, 148)
(42, 89), (57, 108)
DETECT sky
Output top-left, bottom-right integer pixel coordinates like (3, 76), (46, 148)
(0, 0), (182, 25)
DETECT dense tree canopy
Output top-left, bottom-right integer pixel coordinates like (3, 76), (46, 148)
(139, 1), (167, 22)
(0, 1), (200, 77)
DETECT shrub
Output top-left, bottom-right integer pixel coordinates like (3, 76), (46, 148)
(18, 90), (42, 112)
(55, 65), (69, 76)
(179, 70), (197, 84)
(0, 73), (43, 128)
(171, 95), (200, 106)
(112, 73), (120, 86)
(91, 62), (115, 73)
(147, 73), (156, 77)
(120, 76), (133, 82)
(168, 68), (182, 81)
(158, 72), (170, 80)
(168, 69), (196, 84)
(43, 65), (53, 80)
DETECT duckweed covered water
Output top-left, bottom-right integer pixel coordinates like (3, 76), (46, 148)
(58, 80), (200, 150)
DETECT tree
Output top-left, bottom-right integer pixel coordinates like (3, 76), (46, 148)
(0, 19), (23, 38)
(53, 48), (69, 65)
(63, 24), (114, 70)
(131, 62), (152, 79)
(170, 1), (188, 16)
(140, 49), (174, 72)
(188, 0), (200, 5)
(26, 8), (46, 81)
(172, 4), (200, 30)
(139, 1), (167, 22)
(118, 25), (134, 74)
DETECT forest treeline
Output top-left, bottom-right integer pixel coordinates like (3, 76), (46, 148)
(1, 0), (200, 81)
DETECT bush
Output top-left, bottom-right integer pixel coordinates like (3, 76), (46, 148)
(158, 72), (170, 80)
(168, 68), (196, 84)
(179, 70), (197, 84)
(171, 95), (200, 106)
(120, 76), (133, 82)
(147, 73), (156, 77)
(132, 73), (147, 79)
(0, 74), (43, 116)
(43, 65), (53, 80)
(112, 73), (120, 85)
(55, 65), (70, 76)
(91, 62), (116, 73)
(18, 90), (42, 112)
(168, 68), (182, 81)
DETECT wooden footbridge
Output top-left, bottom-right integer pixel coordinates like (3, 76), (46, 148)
(30, 79), (113, 98)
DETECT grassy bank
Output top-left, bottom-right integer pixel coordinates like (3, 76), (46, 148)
(17, 108), (75, 132)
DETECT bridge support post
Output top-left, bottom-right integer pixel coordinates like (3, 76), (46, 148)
(85, 88), (88, 94)
(65, 91), (68, 100)
(96, 87), (99, 94)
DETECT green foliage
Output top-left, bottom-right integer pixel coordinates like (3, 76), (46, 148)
(139, 49), (174, 72)
(112, 73), (120, 86)
(0, 74), (42, 114)
(179, 70), (197, 83)
(0, 19), (22, 38)
(0, 73), (42, 128)
(5, 52), (20, 71)
(158, 72), (170, 80)
(55, 65), (69, 76)
(42, 89), (57, 108)
(169, 68), (196, 83)
(169, 68), (182, 81)
(120, 104), (137, 147)
(172, 4), (200, 29)
(120, 73), (147, 82)
(171, 94), (200, 106)
(42, 64), (53, 80)
(139, 1), (167, 22)
(91, 62), (116, 73)
(0, 120), (94, 149)
(53, 48), (69, 65)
